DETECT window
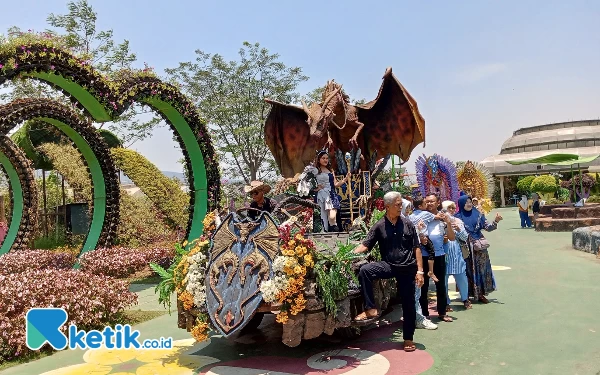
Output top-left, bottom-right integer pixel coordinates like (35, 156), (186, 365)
(548, 143), (558, 150)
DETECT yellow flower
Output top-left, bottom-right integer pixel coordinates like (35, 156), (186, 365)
(294, 265), (306, 276)
(295, 246), (306, 256)
(178, 291), (195, 310)
(303, 254), (313, 265)
(276, 311), (289, 324)
(39, 339), (219, 375)
(288, 240), (296, 247)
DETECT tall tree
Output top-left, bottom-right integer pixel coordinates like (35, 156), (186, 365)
(0, 0), (161, 145)
(165, 42), (309, 183)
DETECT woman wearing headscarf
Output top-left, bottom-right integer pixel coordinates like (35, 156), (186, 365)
(454, 195), (503, 303)
(441, 200), (471, 310)
(518, 195), (533, 228)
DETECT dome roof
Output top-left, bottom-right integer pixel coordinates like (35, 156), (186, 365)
(481, 120), (600, 176)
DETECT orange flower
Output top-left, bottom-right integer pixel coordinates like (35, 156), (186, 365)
(191, 320), (210, 342)
(276, 311), (289, 324)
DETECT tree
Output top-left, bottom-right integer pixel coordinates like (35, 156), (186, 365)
(516, 175), (535, 193)
(0, 0), (161, 145)
(165, 42), (309, 183)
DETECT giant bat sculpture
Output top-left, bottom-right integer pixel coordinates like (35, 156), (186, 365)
(264, 67), (426, 177)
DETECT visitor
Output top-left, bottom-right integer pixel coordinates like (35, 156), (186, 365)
(532, 193), (541, 225)
(403, 198), (438, 330)
(353, 191), (424, 352)
(518, 195), (533, 228)
(441, 201), (471, 310)
(313, 149), (350, 232)
(454, 195), (503, 303)
(245, 181), (276, 221)
(419, 194), (455, 322)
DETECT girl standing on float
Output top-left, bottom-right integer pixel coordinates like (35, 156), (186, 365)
(313, 149), (350, 232)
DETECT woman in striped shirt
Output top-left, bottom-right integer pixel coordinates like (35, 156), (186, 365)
(441, 201), (472, 310)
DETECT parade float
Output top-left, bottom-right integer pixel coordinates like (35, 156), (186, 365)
(170, 67), (427, 347)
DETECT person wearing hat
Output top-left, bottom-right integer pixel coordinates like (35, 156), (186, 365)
(244, 181), (276, 221)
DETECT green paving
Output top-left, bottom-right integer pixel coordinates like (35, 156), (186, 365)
(3, 207), (600, 375)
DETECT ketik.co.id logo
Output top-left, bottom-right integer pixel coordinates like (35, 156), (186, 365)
(26, 308), (172, 350)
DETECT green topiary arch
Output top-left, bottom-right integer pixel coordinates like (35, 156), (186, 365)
(0, 39), (221, 251)
(0, 98), (121, 257)
(0, 135), (37, 254)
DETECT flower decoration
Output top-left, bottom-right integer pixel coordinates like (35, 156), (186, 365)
(0, 35), (221, 244)
(39, 338), (219, 375)
(259, 225), (315, 324)
(172, 237), (211, 342)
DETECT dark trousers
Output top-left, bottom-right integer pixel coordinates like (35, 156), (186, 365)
(358, 262), (416, 340)
(420, 255), (447, 317)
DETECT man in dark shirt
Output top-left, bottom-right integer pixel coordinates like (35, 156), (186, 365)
(353, 191), (424, 352)
(244, 181), (276, 220)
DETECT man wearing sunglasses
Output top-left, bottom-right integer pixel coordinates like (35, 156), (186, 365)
(244, 181), (276, 221)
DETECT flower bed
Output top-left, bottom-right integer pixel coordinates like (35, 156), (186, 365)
(0, 269), (137, 361)
(0, 249), (75, 275)
(79, 246), (174, 278)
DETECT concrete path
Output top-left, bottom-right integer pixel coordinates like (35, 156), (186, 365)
(3, 207), (600, 375)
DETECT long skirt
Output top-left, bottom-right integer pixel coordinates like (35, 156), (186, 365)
(465, 248), (496, 297)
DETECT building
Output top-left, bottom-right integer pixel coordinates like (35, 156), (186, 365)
(481, 120), (600, 206)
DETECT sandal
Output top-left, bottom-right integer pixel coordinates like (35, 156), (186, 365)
(354, 310), (379, 322)
(478, 296), (489, 304)
(446, 306), (454, 312)
(463, 300), (473, 310)
(403, 341), (417, 352)
(439, 315), (453, 322)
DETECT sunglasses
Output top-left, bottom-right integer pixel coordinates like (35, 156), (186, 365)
(251, 191), (260, 196)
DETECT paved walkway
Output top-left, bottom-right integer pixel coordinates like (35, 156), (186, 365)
(3, 207), (600, 375)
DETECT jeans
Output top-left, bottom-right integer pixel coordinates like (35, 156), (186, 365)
(358, 262), (417, 340)
(446, 272), (469, 304)
(415, 282), (426, 323)
(519, 210), (532, 228)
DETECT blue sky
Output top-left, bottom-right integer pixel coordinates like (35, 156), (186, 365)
(2, 0), (600, 176)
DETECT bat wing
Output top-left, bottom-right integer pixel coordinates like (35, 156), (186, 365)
(356, 67), (426, 163)
(264, 99), (325, 177)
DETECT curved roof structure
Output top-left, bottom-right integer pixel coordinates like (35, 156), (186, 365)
(481, 120), (600, 175)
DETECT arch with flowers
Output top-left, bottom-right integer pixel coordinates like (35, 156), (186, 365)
(0, 35), (221, 254)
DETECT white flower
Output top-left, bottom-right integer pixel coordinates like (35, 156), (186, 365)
(273, 256), (287, 274)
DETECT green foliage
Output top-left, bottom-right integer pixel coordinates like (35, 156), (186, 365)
(314, 241), (362, 316)
(37, 142), (92, 202)
(151, 241), (189, 313)
(586, 195), (600, 203)
(165, 41), (309, 182)
(517, 176), (536, 193)
(33, 225), (69, 249)
(111, 148), (189, 229)
(557, 187), (571, 201)
(97, 129), (123, 148)
(530, 175), (558, 193)
(117, 192), (174, 248)
(547, 198), (564, 205)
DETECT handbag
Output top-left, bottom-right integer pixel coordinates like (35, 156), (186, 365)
(470, 236), (490, 251)
(469, 211), (490, 251)
(458, 238), (471, 259)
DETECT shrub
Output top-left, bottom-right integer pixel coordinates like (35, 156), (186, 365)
(117, 192), (175, 248)
(547, 198), (564, 205)
(79, 246), (175, 278)
(0, 249), (75, 275)
(517, 176), (536, 193)
(111, 148), (189, 229)
(0, 269), (137, 361)
(586, 195), (600, 203)
(530, 175), (557, 193)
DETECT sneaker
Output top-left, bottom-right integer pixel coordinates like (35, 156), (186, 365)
(416, 319), (438, 330)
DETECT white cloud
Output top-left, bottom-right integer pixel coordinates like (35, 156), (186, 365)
(454, 63), (507, 84)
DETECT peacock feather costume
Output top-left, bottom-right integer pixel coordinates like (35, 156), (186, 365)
(415, 153), (460, 203)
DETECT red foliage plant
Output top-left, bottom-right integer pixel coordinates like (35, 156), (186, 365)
(78, 246), (175, 278)
(0, 249), (76, 275)
(0, 269), (137, 361)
